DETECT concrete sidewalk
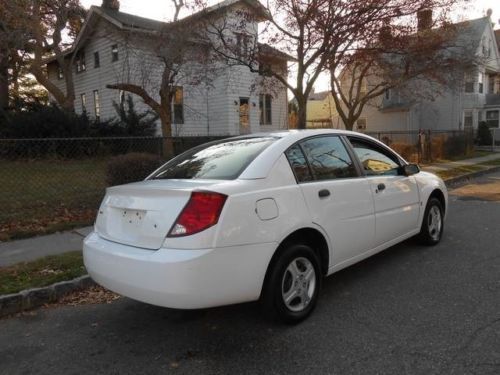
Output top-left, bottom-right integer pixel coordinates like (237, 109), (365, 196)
(422, 153), (500, 172)
(0, 227), (92, 267)
(1, 153), (500, 268)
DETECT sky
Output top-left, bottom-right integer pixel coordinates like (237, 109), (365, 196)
(81, 0), (500, 24)
(81, 0), (500, 92)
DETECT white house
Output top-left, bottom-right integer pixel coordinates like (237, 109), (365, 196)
(45, 0), (290, 136)
(339, 13), (500, 133)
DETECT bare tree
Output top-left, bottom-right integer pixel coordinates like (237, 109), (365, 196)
(329, 3), (475, 130)
(106, 0), (219, 156)
(205, 0), (471, 130)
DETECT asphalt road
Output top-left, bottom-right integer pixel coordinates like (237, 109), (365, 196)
(1, 171), (500, 375)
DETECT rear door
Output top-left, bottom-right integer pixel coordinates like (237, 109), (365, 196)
(286, 136), (376, 266)
(347, 137), (420, 246)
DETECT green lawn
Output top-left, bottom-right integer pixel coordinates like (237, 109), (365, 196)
(0, 159), (108, 240)
(0, 251), (86, 295)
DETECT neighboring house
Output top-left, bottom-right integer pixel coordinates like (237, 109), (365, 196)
(44, 0), (290, 136)
(304, 90), (339, 128)
(338, 13), (500, 133)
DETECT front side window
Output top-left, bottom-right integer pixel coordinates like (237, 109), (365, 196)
(349, 138), (400, 176)
(285, 145), (313, 183)
(299, 136), (357, 180)
(151, 137), (277, 180)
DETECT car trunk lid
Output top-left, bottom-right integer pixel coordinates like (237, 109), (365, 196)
(95, 180), (221, 250)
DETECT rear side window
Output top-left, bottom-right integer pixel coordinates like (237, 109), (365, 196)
(151, 137), (276, 180)
(285, 145), (313, 182)
(299, 136), (357, 180)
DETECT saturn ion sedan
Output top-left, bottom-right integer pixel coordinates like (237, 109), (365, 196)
(83, 130), (447, 323)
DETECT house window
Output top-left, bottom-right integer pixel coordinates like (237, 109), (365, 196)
(76, 52), (86, 73)
(478, 72), (484, 94)
(80, 93), (87, 112)
(236, 34), (251, 60)
(93, 90), (100, 120)
(258, 63), (271, 76)
(486, 110), (499, 128)
(111, 45), (119, 62)
(94, 52), (100, 68)
(259, 94), (272, 125)
(384, 89), (391, 100)
(463, 110), (473, 129)
(464, 72), (474, 93)
(356, 118), (367, 130)
(173, 87), (183, 124)
(359, 81), (367, 97)
(57, 66), (64, 80)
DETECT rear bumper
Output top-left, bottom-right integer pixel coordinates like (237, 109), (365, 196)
(83, 232), (276, 309)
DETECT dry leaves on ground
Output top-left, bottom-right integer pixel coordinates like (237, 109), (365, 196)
(55, 286), (121, 307)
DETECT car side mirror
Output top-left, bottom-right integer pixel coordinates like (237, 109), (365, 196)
(400, 164), (420, 176)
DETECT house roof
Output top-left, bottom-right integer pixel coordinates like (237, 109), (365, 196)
(258, 43), (295, 61)
(455, 17), (490, 46)
(308, 91), (330, 101)
(97, 6), (167, 31)
(45, 0), (270, 64)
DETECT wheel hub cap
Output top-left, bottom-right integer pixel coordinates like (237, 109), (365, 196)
(428, 205), (442, 241)
(281, 257), (316, 312)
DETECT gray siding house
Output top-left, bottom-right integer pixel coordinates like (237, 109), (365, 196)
(340, 15), (500, 133)
(45, 0), (290, 136)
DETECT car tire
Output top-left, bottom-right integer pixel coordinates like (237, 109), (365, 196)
(418, 197), (444, 246)
(262, 243), (322, 324)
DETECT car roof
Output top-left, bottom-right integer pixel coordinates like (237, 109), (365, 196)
(235, 129), (362, 139)
(239, 129), (384, 179)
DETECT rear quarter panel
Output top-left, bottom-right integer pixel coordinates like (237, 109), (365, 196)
(214, 155), (312, 248)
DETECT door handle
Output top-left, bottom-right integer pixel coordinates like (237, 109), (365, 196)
(318, 189), (330, 198)
(377, 183), (386, 192)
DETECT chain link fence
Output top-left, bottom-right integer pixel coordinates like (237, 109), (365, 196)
(0, 136), (225, 240)
(364, 129), (475, 163)
(0, 130), (475, 240)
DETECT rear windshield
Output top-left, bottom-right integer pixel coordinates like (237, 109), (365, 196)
(150, 137), (277, 180)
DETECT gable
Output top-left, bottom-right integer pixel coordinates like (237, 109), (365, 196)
(481, 25), (500, 71)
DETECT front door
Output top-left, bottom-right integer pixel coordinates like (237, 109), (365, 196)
(239, 97), (250, 134)
(286, 136), (376, 266)
(347, 137), (420, 246)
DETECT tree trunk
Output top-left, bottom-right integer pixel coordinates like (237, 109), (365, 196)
(0, 48), (8, 110)
(296, 95), (307, 130)
(344, 118), (355, 131)
(159, 106), (174, 160)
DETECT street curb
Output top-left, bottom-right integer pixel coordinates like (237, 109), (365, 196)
(443, 165), (500, 187)
(0, 275), (95, 318)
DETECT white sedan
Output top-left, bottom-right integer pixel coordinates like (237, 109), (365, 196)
(83, 130), (447, 323)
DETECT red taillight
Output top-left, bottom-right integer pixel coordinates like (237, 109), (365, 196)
(168, 191), (227, 237)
